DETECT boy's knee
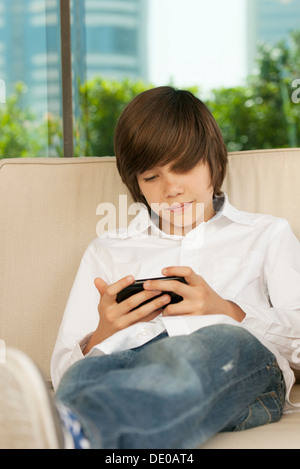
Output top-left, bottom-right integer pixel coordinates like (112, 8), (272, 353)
(200, 324), (251, 343)
(56, 357), (92, 398)
(197, 324), (276, 369)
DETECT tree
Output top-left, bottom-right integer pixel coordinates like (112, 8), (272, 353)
(0, 82), (62, 158)
(0, 83), (43, 158)
(78, 77), (153, 157)
(206, 30), (300, 151)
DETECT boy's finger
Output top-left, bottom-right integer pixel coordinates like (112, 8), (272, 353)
(105, 275), (135, 298)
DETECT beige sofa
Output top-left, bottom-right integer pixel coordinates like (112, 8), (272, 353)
(0, 148), (300, 449)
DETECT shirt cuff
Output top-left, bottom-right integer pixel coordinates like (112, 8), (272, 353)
(77, 332), (107, 358)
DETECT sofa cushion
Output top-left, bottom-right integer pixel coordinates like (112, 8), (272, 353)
(222, 148), (300, 240)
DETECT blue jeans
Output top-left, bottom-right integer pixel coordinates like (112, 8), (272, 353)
(55, 325), (285, 449)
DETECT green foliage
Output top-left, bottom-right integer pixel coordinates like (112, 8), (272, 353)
(0, 83), (63, 158)
(78, 77), (152, 156)
(206, 30), (300, 151)
(0, 83), (42, 158)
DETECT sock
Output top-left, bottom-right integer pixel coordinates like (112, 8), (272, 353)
(56, 402), (91, 449)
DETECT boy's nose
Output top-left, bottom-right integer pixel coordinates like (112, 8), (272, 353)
(163, 178), (184, 198)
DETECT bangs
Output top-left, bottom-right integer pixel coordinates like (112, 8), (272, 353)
(136, 109), (207, 175)
(123, 89), (209, 176)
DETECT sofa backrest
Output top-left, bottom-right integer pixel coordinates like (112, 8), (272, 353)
(0, 148), (299, 383)
(222, 148), (300, 239)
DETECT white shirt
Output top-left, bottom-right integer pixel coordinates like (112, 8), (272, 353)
(51, 194), (300, 412)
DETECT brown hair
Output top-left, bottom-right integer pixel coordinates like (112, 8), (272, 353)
(114, 86), (227, 206)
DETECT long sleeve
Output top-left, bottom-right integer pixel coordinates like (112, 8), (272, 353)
(240, 220), (300, 369)
(50, 241), (109, 390)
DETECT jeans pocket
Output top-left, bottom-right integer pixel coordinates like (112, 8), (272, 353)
(232, 391), (283, 432)
(223, 365), (286, 433)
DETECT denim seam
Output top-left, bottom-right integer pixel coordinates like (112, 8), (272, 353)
(234, 391), (284, 432)
(258, 396), (272, 424)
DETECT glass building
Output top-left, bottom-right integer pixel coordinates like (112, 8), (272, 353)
(0, 0), (61, 115)
(84, 0), (148, 81)
(247, 0), (300, 73)
(0, 0), (148, 115)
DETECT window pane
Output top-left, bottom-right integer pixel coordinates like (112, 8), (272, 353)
(0, 0), (62, 158)
(73, 0), (300, 157)
(71, 0), (149, 157)
(1, 0), (299, 158)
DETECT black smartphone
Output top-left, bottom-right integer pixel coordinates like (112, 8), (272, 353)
(116, 276), (187, 308)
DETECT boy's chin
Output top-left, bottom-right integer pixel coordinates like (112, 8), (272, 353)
(160, 218), (202, 236)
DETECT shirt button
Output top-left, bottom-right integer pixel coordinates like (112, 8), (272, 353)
(136, 327), (149, 339)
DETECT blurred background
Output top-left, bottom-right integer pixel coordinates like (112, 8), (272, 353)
(0, 0), (299, 158)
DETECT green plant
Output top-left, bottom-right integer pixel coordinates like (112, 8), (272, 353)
(78, 77), (153, 157)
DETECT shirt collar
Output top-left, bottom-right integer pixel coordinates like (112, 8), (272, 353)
(214, 193), (255, 226)
(104, 192), (254, 240)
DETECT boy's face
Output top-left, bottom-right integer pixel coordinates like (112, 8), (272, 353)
(137, 162), (215, 236)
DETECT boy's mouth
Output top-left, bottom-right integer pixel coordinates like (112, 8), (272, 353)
(168, 202), (193, 213)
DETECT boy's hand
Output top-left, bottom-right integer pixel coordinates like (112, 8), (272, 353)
(143, 266), (245, 322)
(83, 276), (170, 354)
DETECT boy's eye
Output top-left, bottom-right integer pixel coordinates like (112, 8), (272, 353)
(144, 175), (157, 182)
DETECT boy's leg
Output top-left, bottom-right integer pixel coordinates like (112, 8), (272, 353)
(56, 324), (285, 449)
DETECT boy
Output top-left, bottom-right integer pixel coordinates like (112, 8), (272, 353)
(1, 87), (300, 449)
